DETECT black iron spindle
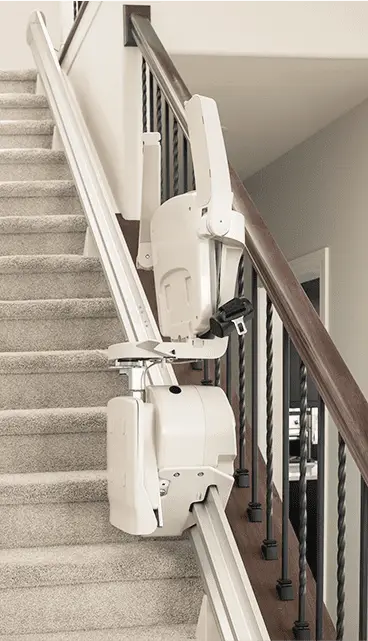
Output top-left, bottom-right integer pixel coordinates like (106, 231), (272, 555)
(316, 397), (325, 641)
(149, 72), (154, 132)
(173, 118), (179, 196)
(226, 334), (232, 401)
(336, 435), (346, 640)
(293, 361), (310, 640)
(277, 328), (294, 600)
(155, 84), (163, 204)
(201, 360), (212, 386)
(359, 478), (368, 641)
(142, 58), (147, 133)
(261, 296), (277, 559)
(164, 100), (170, 202)
(183, 136), (188, 193)
(248, 268), (262, 522)
(235, 253), (249, 488)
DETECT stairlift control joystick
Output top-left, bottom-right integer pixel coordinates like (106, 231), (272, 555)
(107, 94), (252, 536)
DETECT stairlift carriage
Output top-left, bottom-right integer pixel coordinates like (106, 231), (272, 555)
(107, 94), (253, 537)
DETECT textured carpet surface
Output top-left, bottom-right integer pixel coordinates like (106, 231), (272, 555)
(0, 71), (201, 638)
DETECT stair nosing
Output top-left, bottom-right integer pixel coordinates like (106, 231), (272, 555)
(0, 180), (77, 198)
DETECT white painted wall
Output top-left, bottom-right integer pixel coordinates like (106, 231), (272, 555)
(151, 1), (368, 58)
(246, 99), (368, 639)
(0, 1), (62, 69)
(62, 1), (142, 220)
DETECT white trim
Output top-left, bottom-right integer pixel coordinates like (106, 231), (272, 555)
(290, 247), (329, 331)
(60, 2), (103, 74)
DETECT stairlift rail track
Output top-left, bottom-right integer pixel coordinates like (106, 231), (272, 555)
(27, 10), (268, 641)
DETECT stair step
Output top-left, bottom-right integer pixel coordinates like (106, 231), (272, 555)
(0, 406), (107, 435)
(0, 298), (123, 351)
(0, 470), (132, 548)
(0, 406), (107, 473)
(0, 541), (199, 634)
(0, 255), (110, 300)
(0, 215), (86, 255)
(0, 180), (82, 216)
(0, 349), (126, 409)
(0, 93), (50, 119)
(0, 119), (53, 148)
(0, 70), (36, 94)
(0, 432), (106, 473)
(0, 577), (201, 635)
(0, 149), (70, 180)
(0, 540), (198, 589)
(6, 625), (197, 641)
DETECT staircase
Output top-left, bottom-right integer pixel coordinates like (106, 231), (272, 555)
(0, 69), (201, 639)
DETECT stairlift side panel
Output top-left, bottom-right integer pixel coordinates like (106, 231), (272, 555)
(150, 191), (216, 339)
(107, 396), (159, 535)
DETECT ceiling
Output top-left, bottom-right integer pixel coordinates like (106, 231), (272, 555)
(173, 55), (368, 180)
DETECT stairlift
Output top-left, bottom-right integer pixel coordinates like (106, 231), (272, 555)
(107, 94), (253, 537)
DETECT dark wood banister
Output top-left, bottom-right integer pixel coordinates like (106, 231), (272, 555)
(58, 1), (89, 65)
(130, 11), (368, 485)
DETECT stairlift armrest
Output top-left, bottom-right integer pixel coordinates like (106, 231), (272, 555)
(185, 94), (233, 238)
(137, 132), (161, 270)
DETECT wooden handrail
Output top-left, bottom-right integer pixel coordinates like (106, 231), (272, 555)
(130, 11), (368, 485)
(59, 1), (89, 65)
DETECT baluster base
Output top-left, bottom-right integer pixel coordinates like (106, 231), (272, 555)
(247, 502), (262, 522)
(234, 468), (250, 488)
(261, 538), (278, 560)
(191, 361), (203, 371)
(276, 578), (294, 601)
(292, 621), (311, 640)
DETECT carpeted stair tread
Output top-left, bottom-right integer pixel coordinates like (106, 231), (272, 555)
(0, 254), (102, 273)
(7, 624), (197, 640)
(0, 539), (198, 589)
(0, 348), (112, 374)
(0, 179), (76, 198)
(0, 298), (116, 320)
(0, 469), (107, 504)
(0, 119), (53, 134)
(0, 406), (107, 436)
(0, 93), (48, 107)
(0, 148), (65, 164)
(0, 71), (37, 81)
(0, 578), (202, 634)
(0, 214), (86, 234)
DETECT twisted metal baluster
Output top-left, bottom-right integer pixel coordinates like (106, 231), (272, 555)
(261, 296), (277, 558)
(156, 84), (163, 204)
(235, 253), (249, 488)
(293, 361), (310, 640)
(359, 478), (368, 641)
(164, 100), (170, 202)
(173, 117), (179, 196)
(247, 268), (262, 521)
(226, 334), (232, 401)
(142, 58), (147, 133)
(276, 328), (293, 600)
(336, 435), (346, 640)
(149, 72), (154, 132)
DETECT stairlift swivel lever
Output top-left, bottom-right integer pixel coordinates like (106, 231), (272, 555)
(107, 95), (251, 536)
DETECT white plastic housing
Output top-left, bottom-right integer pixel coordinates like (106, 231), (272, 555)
(107, 396), (161, 535)
(151, 191), (216, 339)
(107, 385), (236, 537)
